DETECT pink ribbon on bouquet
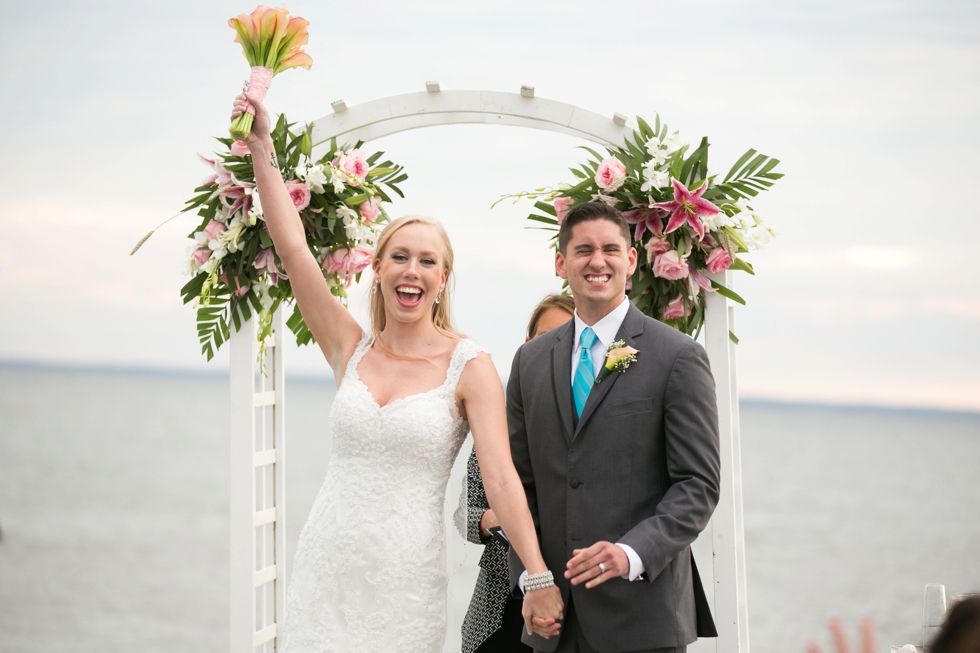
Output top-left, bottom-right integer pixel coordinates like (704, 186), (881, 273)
(243, 66), (273, 115)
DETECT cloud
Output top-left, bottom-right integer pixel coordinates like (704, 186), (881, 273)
(764, 246), (923, 271)
(1, 0), (979, 410)
(781, 295), (980, 322)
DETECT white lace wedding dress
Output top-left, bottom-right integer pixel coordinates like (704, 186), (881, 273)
(280, 332), (483, 653)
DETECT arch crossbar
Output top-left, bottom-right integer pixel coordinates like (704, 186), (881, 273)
(309, 89), (636, 147)
(231, 86), (750, 653)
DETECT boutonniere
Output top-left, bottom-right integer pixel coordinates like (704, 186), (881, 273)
(595, 340), (639, 384)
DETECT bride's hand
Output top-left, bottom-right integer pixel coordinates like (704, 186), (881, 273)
(522, 585), (563, 639)
(230, 91), (273, 146)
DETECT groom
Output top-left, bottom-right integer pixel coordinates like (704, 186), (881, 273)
(507, 202), (721, 653)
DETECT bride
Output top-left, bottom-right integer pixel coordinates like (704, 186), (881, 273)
(231, 92), (564, 652)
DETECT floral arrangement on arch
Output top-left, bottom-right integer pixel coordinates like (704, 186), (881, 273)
(161, 115), (406, 360)
(131, 6), (410, 360)
(507, 115), (782, 342)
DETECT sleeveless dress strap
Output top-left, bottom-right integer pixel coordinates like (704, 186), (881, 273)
(342, 330), (374, 382)
(444, 339), (485, 394)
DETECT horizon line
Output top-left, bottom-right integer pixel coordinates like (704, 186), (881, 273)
(1, 357), (978, 420)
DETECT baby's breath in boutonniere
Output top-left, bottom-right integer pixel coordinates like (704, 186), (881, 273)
(595, 340), (639, 384)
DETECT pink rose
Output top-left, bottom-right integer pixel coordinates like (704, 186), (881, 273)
(595, 157), (627, 191)
(554, 197), (572, 224)
(345, 245), (373, 277)
(230, 140), (250, 157)
(322, 246), (374, 285)
(192, 248), (212, 266)
(203, 220), (226, 241)
(705, 247), (733, 274)
(645, 237), (670, 261)
(359, 196), (382, 222)
(323, 248), (348, 275)
(662, 294), (691, 320)
(339, 149), (369, 182)
(652, 250), (689, 280)
(284, 180), (311, 211)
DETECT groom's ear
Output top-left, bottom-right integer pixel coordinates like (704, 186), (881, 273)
(555, 251), (568, 280)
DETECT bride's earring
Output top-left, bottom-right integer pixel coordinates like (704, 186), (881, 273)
(435, 288), (442, 305)
(372, 282), (378, 295)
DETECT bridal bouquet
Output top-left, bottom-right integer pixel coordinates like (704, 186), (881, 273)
(227, 5), (312, 141)
(177, 116), (406, 360)
(506, 116), (782, 342)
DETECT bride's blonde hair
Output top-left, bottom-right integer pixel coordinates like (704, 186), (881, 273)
(370, 215), (462, 344)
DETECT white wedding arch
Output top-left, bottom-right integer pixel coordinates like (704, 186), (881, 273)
(228, 83), (750, 653)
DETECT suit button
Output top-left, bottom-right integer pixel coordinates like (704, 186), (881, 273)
(569, 479), (581, 488)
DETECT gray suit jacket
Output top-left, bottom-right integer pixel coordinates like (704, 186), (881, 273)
(507, 304), (721, 653)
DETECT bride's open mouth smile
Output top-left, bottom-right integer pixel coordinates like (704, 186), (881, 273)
(394, 284), (424, 308)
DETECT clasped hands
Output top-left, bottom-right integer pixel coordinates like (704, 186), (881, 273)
(523, 541), (630, 639)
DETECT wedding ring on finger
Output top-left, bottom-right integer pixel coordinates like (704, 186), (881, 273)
(598, 562), (606, 574)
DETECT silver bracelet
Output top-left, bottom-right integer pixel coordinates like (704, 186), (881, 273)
(525, 570), (555, 592)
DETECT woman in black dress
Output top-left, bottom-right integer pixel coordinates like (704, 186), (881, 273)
(458, 294), (575, 653)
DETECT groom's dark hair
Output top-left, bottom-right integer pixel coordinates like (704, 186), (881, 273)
(558, 202), (632, 254)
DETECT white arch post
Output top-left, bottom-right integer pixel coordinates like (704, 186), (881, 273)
(230, 308), (286, 653)
(228, 84), (750, 653)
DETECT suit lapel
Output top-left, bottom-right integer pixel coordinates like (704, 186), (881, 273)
(551, 321), (575, 444)
(573, 304), (646, 439)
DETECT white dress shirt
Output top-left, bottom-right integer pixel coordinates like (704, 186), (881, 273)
(520, 296), (645, 592)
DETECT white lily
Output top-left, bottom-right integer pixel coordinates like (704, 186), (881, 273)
(298, 162), (327, 194)
(745, 225), (772, 251)
(336, 204), (365, 240)
(329, 167), (346, 194)
(703, 210), (736, 232)
(211, 216), (247, 255)
(252, 276), (275, 310)
(201, 257), (220, 274)
(640, 163), (670, 192)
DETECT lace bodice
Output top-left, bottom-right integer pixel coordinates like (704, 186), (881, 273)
(281, 332), (484, 653)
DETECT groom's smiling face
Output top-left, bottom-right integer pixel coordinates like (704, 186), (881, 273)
(556, 218), (637, 321)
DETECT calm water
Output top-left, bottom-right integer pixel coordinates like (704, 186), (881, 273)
(0, 366), (977, 653)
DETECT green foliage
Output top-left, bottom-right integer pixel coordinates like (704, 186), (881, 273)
(178, 114), (407, 360)
(504, 114), (782, 343)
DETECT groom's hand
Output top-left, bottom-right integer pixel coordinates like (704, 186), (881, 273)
(565, 541), (629, 588)
(522, 585), (563, 639)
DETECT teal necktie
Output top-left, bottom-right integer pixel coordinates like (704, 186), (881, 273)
(573, 327), (598, 418)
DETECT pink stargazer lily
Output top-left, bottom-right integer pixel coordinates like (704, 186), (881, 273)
(623, 198), (668, 241)
(653, 179), (721, 240)
(688, 267), (715, 297)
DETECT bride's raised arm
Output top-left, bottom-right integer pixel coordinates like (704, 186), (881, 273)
(231, 91), (362, 379)
(457, 353), (564, 639)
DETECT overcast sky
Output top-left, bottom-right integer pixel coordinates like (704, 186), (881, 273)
(1, 0), (978, 410)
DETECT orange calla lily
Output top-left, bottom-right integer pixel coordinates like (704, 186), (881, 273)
(275, 49), (313, 74)
(228, 13), (256, 61)
(282, 16), (310, 49)
(227, 5), (312, 140)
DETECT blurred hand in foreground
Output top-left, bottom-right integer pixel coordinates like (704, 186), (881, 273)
(806, 616), (879, 653)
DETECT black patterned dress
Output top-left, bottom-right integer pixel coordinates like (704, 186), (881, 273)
(456, 447), (531, 653)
